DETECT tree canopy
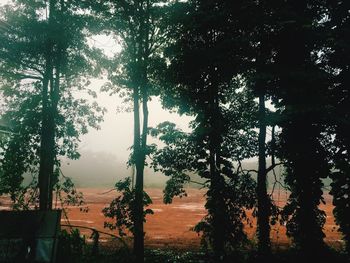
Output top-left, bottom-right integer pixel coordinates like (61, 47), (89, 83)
(0, 0), (349, 262)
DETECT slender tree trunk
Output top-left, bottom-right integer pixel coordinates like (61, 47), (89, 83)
(38, 0), (60, 211)
(38, 60), (53, 211)
(134, 162), (144, 263)
(208, 151), (226, 260)
(133, 2), (150, 261)
(133, 83), (144, 263)
(39, 1), (54, 210)
(257, 93), (271, 257)
(48, 0), (64, 205)
(133, 94), (148, 262)
(207, 82), (226, 260)
(38, 80), (56, 211)
(47, 53), (60, 208)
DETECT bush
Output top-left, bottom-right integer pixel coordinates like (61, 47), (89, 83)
(56, 229), (86, 263)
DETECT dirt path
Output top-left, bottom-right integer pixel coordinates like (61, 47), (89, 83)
(59, 188), (343, 250)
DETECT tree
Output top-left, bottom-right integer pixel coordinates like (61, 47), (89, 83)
(154, 1), (261, 258)
(0, 0), (105, 209)
(325, 0), (350, 255)
(102, 177), (153, 239)
(246, 1), (282, 257)
(84, 0), (171, 261)
(272, 1), (331, 257)
(150, 96), (258, 257)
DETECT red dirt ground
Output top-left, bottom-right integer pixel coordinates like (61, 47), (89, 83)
(57, 188), (344, 250)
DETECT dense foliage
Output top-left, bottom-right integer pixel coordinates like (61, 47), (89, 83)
(0, 0), (105, 208)
(102, 177), (153, 237)
(0, 0), (349, 262)
(82, 1), (173, 260)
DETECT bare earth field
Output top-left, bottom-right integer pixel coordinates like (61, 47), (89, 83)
(57, 188), (343, 250)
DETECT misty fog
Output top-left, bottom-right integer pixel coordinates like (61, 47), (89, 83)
(57, 78), (194, 188)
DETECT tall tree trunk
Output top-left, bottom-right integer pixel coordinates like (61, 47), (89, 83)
(283, 118), (327, 259)
(38, 56), (53, 210)
(39, 0), (54, 210)
(47, 51), (61, 208)
(133, 2), (150, 261)
(275, 1), (327, 256)
(133, 83), (144, 263)
(257, 93), (271, 257)
(207, 82), (226, 260)
(38, 0), (60, 211)
(208, 152), (226, 260)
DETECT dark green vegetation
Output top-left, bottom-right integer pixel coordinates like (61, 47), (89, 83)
(0, 0), (349, 262)
(56, 229), (349, 263)
(0, 0), (104, 209)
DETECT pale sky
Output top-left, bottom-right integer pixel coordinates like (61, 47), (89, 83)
(79, 78), (192, 163)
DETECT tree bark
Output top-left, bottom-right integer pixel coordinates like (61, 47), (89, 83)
(133, 79), (148, 262)
(38, 57), (53, 210)
(207, 79), (226, 260)
(283, 119), (327, 257)
(133, 88), (148, 262)
(133, 2), (150, 261)
(38, 0), (60, 211)
(47, 48), (61, 209)
(257, 93), (271, 257)
(38, 0), (54, 210)
(275, 1), (327, 255)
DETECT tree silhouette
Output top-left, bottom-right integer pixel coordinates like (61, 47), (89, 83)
(84, 0), (172, 261)
(272, 1), (331, 257)
(0, 0), (104, 209)
(154, 1), (262, 258)
(326, 0), (350, 256)
(0, 0), (350, 261)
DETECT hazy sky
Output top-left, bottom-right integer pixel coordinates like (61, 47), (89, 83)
(76, 33), (194, 164)
(79, 78), (192, 163)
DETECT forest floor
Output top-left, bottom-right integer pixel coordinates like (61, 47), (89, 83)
(57, 188), (344, 251)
